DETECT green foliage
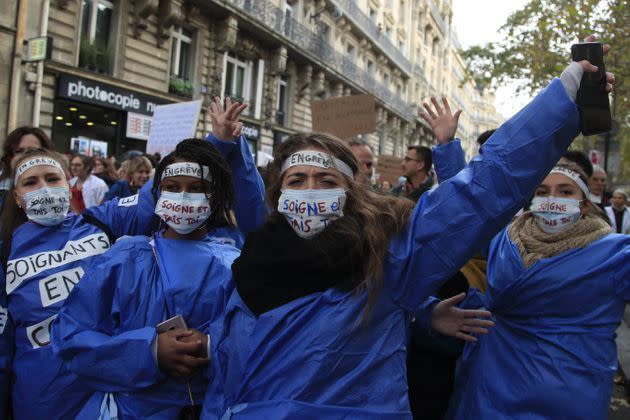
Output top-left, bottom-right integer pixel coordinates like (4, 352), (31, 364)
(168, 77), (194, 97)
(463, 0), (628, 181)
(79, 36), (112, 74)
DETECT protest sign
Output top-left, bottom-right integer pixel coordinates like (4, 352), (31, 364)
(311, 94), (376, 140)
(147, 100), (202, 156)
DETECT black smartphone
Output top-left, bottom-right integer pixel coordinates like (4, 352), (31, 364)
(570, 42), (611, 135)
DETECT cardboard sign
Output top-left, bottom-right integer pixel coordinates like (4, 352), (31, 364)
(311, 94), (376, 140)
(147, 100), (202, 156)
(376, 155), (404, 186)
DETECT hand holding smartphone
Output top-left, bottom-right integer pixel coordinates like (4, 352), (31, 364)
(156, 314), (187, 333)
(570, 42), (611, 135)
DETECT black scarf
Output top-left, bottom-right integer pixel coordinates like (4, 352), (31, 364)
(232, 214), (365, 316)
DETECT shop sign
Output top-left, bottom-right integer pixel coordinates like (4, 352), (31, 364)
(242, 123), (260, 140)
(57, 74), (168, 116)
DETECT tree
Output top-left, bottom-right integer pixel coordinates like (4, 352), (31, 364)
(463, 0), (629, 183)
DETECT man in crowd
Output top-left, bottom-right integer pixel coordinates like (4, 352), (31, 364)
(395, 145), (433, 201)
(606, 189), (629, 234)
(590, 165), (611, 209)
(348, 138), (374, 187)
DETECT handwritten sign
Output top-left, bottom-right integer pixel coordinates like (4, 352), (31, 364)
(375, 155), (404, 186)
(311, 94), (376, 140)
(147, 100), (202, 156)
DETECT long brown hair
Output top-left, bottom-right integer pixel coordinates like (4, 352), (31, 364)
(0, 149), (69, 264)
(265, 132), (415, 315)
(1, 126), (54, 181)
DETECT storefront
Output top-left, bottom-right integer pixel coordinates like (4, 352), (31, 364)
(241, 122), (261, 162)
(53, 74), (170, 158)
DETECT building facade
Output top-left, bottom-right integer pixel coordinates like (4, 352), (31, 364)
(1, 0), (501, 165)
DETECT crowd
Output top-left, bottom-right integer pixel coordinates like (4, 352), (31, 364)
(0, 37), (628, 420)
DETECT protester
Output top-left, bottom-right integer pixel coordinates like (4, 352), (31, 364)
(560, 150), (594, 178)
(0, 148), (156, 419)
(348, 138), (374, 187)
(447, 161), (629, 419)
(0, 126), (54, 212)
(200, 52), (607, 417)
(590, 164), (610, 209)
(92, 156), (119, 187)
(104, 155), (153, 201)
(380, 180), (392, 192)
(393, 145), (434, 201)
(606, 189), (629, 234)
(69, 154), (109, 212)
(52, 99), (264, 418)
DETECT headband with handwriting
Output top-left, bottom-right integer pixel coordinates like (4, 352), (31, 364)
(161, 162), (212, 183)
(280, 150), (354, 179)
(549, 165), (590, 198)
(14, 157), (65, 184)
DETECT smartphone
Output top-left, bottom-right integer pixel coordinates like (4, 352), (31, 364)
(570, 42), (611, 135)
(156, 314), (188, 333)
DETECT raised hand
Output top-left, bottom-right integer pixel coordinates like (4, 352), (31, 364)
(420, 96), (462, 145)
(430, 293), (495, 343)
(208, 96), (248, 142)
(580, 35), (614, 93)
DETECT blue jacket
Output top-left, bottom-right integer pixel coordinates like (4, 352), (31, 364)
(1, 189), (155, 420)
(201, 78), (580, 418)
(52, 234), (238, 418)
(104, 179), (134, 202)
(447, 231), (630, 420)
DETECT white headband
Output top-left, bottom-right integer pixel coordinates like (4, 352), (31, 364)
(162, 162), (212, 182)
(14, 157), (64, 183)
(281, 150), (354, 179)
(550, 166), (590, 198)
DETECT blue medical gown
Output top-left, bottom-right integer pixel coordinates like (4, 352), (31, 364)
(202, 79), (581, 418)
(0, 190), (155, 420)
(447, 231), (630, 420)
(52, 234), (238, 418)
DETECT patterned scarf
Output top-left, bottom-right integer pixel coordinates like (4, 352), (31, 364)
(508, 212), (611, 268)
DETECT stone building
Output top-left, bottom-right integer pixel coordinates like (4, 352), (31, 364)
(1, 0), (501, 164)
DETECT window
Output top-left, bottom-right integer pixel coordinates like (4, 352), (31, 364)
(318, 22), (331, 42)
(276, 75), (289, 126)
(366, 59), (374, 76)
(79, 0), (114, 73)
(346, 43), (356, 59)
(369, 8), (377, 23)
(222, 53), (264, 117)
(170, 27), (193, 79)
(283, 3), (293, 37)
(383, 72), (389, 87)
(223, 53), (250, 103)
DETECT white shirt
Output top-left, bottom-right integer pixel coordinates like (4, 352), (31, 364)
(69, 174), (108, 209)
(605, 206), (630, 234)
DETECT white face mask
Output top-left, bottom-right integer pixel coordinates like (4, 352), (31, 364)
(21, 186), (71, 226)
(277, 188), (346, 239)
(530, 196), (582, 234)
(155, 191), (212, 234)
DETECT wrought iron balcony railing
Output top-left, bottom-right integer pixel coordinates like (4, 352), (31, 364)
(224, 0), (416, 120)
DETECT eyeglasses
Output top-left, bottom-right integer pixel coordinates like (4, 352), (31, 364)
(403, 156), (420, 162)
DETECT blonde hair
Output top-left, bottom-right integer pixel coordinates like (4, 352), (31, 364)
(265, 132), (414, 316)
(126, 156), (152, 180)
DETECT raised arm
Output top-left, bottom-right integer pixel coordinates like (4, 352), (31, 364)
(207, 97), (267, 236)
(386, 77), (580, 310)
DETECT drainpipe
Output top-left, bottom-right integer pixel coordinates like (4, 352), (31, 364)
(32, 0), (50, 127)
(7, 0), (27, 133)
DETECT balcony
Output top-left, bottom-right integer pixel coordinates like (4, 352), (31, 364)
(222, 0), (416, 121)
(427, 0), (447, 35)
(333, 0), (412, 76)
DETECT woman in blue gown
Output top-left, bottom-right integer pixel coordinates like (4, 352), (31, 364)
(201, 55), (613, 418)
(446, 162), (629, 420)
(52, 100), (263, 418)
